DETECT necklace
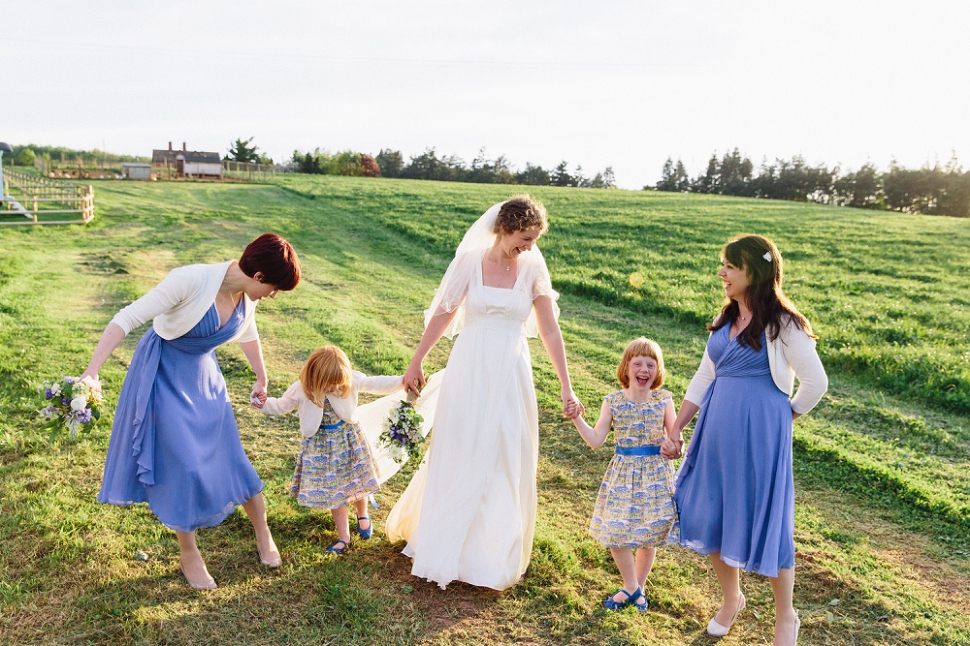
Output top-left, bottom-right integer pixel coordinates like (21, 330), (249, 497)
(491, 252), (514, 272)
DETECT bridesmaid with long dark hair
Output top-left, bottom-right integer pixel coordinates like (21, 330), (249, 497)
(663, 234), (827, 645)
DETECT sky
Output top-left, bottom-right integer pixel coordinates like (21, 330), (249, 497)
(2, 0), (969, 189)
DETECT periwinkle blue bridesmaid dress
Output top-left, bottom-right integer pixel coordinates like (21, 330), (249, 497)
(674, 325), (795, 577)
(98, 299), (264, 532)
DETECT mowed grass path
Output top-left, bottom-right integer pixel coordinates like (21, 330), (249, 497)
(0, 176), (967, 645)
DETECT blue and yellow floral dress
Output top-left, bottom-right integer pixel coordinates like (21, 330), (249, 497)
(589, 390), (679, 548)
(290, 398), (379, 510)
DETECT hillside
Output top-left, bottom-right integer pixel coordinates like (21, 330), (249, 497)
(1, 176), (967, 645)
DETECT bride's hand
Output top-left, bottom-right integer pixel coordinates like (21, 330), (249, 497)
(403, 363), (426, 397)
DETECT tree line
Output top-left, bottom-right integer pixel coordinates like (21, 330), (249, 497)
(290, 147), (616, 188)
(2, 144), (149, 168)
(653, 149), (970, 217)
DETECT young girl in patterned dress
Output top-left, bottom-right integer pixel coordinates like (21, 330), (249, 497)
(569, 337), (680, 611)
(257, 346), (403, 554)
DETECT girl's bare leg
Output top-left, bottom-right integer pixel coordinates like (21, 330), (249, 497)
(331, 504), (352, 544)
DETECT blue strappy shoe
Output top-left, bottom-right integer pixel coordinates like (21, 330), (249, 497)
(603, 586), (647, 611)
(357, 517), (372, 540)
(325, 539), (348, 555)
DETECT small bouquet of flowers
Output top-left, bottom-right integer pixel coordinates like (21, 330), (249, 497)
(39, 375), (104, 443)
(379, 394), (425, 464)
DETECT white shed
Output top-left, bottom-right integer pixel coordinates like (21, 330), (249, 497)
(122, 163), (152, 181)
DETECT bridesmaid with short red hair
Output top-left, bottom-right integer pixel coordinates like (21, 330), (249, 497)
(82, 233), (301, 590)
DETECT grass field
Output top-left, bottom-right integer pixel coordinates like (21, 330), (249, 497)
(1, 175), (968, 645)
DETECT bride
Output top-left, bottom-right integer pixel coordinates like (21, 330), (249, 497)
(385, 196), (581, 591)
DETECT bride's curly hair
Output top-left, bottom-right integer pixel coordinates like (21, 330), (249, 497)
(494, 195), (549, 236)
(709, 234), (815, 351)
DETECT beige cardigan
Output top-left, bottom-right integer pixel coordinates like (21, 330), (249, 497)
(684, 315), (828, 415)
(260, 371), (404, 438)
(110, 260), (258, 343)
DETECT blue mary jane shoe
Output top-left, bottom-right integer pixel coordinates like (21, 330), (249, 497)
(325, 539), (348, 555)
(357, 517), (372, 540)
(603, 586), (648, 612)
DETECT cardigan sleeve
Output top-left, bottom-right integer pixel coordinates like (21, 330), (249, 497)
(683, 346), (716, 406)
(353, 372), (405, 396)
(260, 381), (303, 416)
(110, 267), (191, 336)
(782, 324), (828, 414)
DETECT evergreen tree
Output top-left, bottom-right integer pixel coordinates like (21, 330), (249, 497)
(226, 137), (260, 163)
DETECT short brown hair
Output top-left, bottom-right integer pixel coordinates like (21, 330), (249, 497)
(300, 346), (353, 405)
(494, 195), (549, 236)
(616, 337), (666, 389)
(239, 233), (301, 291)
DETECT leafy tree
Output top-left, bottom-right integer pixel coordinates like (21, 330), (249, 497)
(376, 149), (404, 178)
(226, 137), (260, 163)
(602, 167), (616, 189)
(515, 163), (550, 186)
(360, 154), (381, 178)
(15, 148), (35, 167)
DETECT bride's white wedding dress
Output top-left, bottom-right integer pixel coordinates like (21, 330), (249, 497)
(386, 250), (551, 590)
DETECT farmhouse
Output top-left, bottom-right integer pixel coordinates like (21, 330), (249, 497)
(152, 142), (221, 178)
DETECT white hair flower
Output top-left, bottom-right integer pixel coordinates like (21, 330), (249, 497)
(763, 252), (772, 262)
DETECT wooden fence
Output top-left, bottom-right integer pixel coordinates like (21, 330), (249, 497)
(1, 168), (95, 225)
(222, 160), (276, 182)
(149, 160), (276, 182)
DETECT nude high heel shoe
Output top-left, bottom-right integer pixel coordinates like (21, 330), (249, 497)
(707, 593), (745, 637)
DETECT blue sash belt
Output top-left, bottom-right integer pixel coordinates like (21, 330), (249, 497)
(615, 445), (661, 456)
(320, 420), (346, 431)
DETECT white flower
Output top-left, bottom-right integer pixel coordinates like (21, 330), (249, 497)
(50, 383), (61, 396)
(71, 396), (88, 411)
(763, 252), (772, 262)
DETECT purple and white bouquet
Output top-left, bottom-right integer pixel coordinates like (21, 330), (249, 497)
(379, 398), (425, 464)
(39, 376), (104, 443)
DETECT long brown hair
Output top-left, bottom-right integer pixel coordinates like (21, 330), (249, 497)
(709, 234), (815, 350)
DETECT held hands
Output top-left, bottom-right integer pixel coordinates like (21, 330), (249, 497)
(250, 380), (267, 409)
(562, 390), (584, 420)
(403, 363), (426, 398)
(660, 433), (684, 460)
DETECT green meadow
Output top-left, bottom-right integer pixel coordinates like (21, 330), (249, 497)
(1, 175), (968, 645)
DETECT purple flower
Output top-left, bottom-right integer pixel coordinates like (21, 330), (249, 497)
(77, 408), (92, 423)
(62, 397), (70, 406)
(63, 376), (76, 384)
(45, 388), (54, 400)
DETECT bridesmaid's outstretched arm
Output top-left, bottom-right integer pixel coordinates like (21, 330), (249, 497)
(81, 322), (127, 380)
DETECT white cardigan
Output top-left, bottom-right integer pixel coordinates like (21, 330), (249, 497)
(110, 260), (258, 343)
(684, 315), (828, 415)
(260, 371), (404, 438)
